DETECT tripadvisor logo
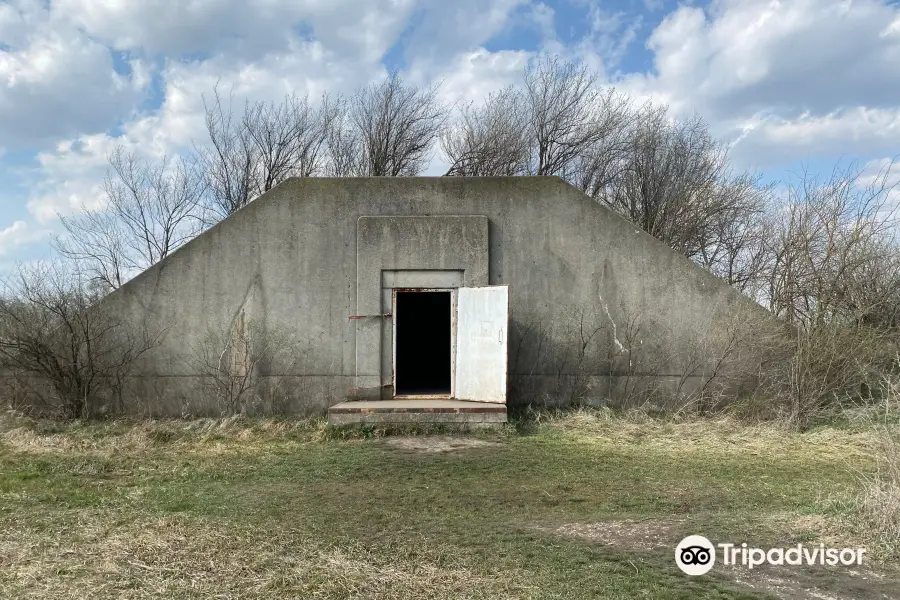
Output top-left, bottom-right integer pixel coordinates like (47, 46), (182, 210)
(675, 535), (867, 576)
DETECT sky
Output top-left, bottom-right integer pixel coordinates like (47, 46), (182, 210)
(0, 0), (898, 267)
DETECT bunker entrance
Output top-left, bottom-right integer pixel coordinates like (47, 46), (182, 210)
(394, 291), (452, 396)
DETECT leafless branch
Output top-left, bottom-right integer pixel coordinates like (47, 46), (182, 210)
(441, 86), (530, 176)
(53, 147), (204, 290)
(346, 71), (448, 176)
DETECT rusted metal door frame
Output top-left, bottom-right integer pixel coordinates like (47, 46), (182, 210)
(391, 287), (458, 399)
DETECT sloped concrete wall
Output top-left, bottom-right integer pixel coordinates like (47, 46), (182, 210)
(102, 177), (769, 416)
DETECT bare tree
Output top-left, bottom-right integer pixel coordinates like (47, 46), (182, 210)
(242, 92), (338, 186)
(53, 206), (127, 294)
(695, 173), (774, 293)
(441, 57), (632, 181)
(195, 86), (261, 222)
(0, 260), (162, 419)
(441, 86), (530, 176)
(523, 56), (632, 178)
(749, 159), (900, 427)
(602, 109), (724, 254)
(54, 147), (204, 290)
(324, 97), (367, 177)
(766, 159), (900, 328)
(340, 71), (447, 176)
(441, 57), (769, 292)
(588, 105), (773, 296)
(567, 111), (633, 199)
(197, 85), (339, 221)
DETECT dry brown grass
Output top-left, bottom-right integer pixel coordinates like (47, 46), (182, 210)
(0, 508), (530, 600)
(383, 436), (500, 453)
(855, 422), (900, 560)
(551, 519), (683, 552)
(536, 405), (874, 462)
(0, 411), (329, 457)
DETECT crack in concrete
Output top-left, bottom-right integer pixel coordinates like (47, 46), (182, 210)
(598, 290), (626, 355)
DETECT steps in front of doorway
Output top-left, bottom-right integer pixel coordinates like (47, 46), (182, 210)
(328, 399), (507, 425)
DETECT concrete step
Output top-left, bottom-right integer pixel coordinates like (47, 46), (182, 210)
(328, 399), (507, 424)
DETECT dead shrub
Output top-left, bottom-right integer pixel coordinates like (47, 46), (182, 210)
(0, 261), (162, 420)
(190, 314), (302, 416)
(854, 368), (900, 561)
(756, 159), (900, 428)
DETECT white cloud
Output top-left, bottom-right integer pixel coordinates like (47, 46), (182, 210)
(0, 0), (45, 47)
(0, 0), (419, 155)
(27, 0), (533, 221)
(26, 134), (113, 224)
(619, 0), (900, 167)
(27, 178), (106, 226)
(0, 1), (148, 149)
(579, 5), (643, 73)
(417, 47), (532, 175)
(727, 107), (900, 167)
(527, 2), (557, 42)
(148, 37), (381, 144)
(632, 0), (900, 114)
(55, 0), (416, 63)
(402, 0), (529, 73)
(0, 220), (49, 255)
(20, 0), (429, 225)
(129, 58), (153, 91)
(24, 35), (382, 222)
(511, 2), (637, 81)
(428, 48), (532, 106)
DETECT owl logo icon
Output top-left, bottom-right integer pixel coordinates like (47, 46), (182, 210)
(675, 535), (716, 575)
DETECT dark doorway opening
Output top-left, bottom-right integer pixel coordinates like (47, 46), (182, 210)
(395, 291), (451, 396)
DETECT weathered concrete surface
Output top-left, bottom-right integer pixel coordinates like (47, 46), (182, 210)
(102, 176), (771, 416)
(328, 399), (507, 424)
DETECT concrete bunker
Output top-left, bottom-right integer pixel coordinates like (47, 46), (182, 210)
(95, 177), (765, 425)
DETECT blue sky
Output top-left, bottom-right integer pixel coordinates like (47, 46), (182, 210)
(0, 0), (898, 267)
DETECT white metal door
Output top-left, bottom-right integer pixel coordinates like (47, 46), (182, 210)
(454, 286), (508, 403)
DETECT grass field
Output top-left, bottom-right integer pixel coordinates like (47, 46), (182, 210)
(0, 408), (897, 599)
